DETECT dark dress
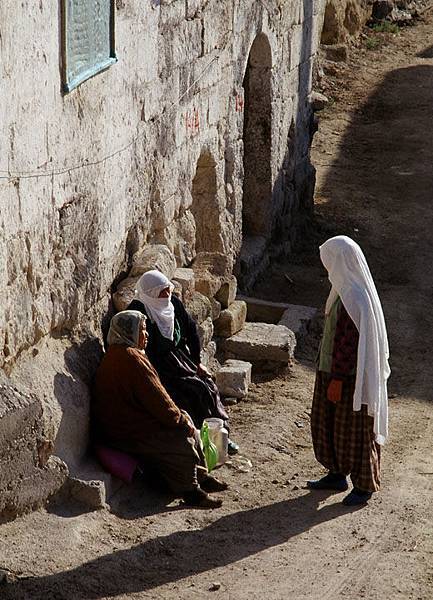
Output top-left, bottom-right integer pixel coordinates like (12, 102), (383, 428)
(128, 295), (229, 430)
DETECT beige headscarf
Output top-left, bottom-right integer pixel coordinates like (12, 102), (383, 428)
(135, 270), (175, 340)
(320, 235), (390, 445)
(107, 310), (147, 348)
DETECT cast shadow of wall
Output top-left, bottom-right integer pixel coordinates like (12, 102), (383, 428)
(4, 491), (358, 599)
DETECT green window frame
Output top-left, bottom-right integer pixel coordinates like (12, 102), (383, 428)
(61, 0), (117, 93)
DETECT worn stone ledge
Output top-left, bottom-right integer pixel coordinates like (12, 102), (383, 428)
(219, 322), (296, 368)
(0, 383), (68, 522)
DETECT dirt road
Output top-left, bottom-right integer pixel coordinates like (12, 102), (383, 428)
(1, 13), (433, 600)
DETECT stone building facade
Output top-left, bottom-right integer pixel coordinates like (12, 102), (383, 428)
(0, 0), (325, 518)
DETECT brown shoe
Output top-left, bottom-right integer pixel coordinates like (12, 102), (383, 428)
(200, 476), (229, 493)
(183, 488), (223, 509)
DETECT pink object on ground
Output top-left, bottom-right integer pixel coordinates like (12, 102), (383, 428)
(95, 445), (139, 483)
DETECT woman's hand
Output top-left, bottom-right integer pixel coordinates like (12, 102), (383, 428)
(327, 379), (343, 403)
(197, 363), (212, 378)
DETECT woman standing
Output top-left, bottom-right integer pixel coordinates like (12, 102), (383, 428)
(128, 270), (239, 454)
(308, 236), (390, 506)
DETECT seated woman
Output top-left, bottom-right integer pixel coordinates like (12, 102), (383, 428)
(93, 310), (227, 508)
(128, 270), (239, 454)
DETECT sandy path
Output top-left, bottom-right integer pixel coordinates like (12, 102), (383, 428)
(1, 13), (433, 600)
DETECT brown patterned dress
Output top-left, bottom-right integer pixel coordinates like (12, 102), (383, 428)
(310, 299), (381, 492)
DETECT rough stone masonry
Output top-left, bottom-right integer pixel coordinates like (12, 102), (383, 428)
(0, 0), (326, 519)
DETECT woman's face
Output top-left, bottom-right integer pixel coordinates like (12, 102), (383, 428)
(138, 319), (149, 349)
(158, 287), (171, 299)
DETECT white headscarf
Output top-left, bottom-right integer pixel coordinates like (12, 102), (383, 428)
(135, 270), (175, 340)
(320, 236), (390, 445)
(107, 310), (146, 348)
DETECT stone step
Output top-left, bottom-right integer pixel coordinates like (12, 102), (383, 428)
(64, 457), (125, 510)
(219, 322), (296, 370)
(237, 295), (293, 323)
(237, 296), (317, 338)
(215, 359), (252, 399)
(214, 300), (247, 337)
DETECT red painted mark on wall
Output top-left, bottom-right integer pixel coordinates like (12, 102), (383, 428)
(235, 93), (244, 113)
(185, 107), (200, 134)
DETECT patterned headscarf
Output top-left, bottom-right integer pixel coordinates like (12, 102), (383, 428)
(107, 310), (147, 348)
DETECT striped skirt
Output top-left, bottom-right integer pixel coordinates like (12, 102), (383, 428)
(310, 371), (381, 492)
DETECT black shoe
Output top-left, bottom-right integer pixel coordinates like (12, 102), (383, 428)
(227, 439), (239, 455)
(182, 488), (223, 509)
(342, 488), (372, 506)
(200, 476), (229, 493)
(307, 473), (348, 491)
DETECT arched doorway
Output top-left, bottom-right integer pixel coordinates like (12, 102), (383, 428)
(242, 33), (272, 238)
(191, 151), (223, 253)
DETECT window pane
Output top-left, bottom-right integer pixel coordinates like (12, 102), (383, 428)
(63, 0), (116, 92)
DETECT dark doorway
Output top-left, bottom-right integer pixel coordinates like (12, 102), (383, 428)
(242, 33), (272, 238)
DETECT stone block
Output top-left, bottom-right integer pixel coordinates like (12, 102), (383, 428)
(214, 300), (247, 337)
(309, 91), (329, 112)
(237, 295), (292, 324)
(172, 268), (195, 297)
(210, 297), (221, 321)
(192, 252), (233, 279)
(113, 276), (139, 312)
(184, 291), (212, 324)
(130, 244), (177, 279)
(278, 305), (318, 337)
(67, 477), (107, 510)
(192, 252), (233, 299)
(323, 44), (348, 63)
(193, 270), (222, 299)
(219, 322), (296, 366)
(0, 383), (68, 521)
(197, 317), (214, 348)
(216, 359), (252, 399)
(215, 275), (237, 309)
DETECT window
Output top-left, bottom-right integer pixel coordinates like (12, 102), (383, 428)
(61, 0), (117, 93)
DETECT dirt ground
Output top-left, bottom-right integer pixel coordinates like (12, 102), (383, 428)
(1, 13), (433, 600)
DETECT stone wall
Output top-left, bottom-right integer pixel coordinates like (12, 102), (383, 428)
(0, 0), (326, 517)
(321, 1), (372, 44)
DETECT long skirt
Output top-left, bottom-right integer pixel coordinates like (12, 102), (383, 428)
(157, 348), (229, 431)
(310, 371), (381, 492)
(111, 427), (208, 494)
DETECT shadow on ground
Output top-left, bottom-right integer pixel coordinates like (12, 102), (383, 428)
(3, 492), (357, 599)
